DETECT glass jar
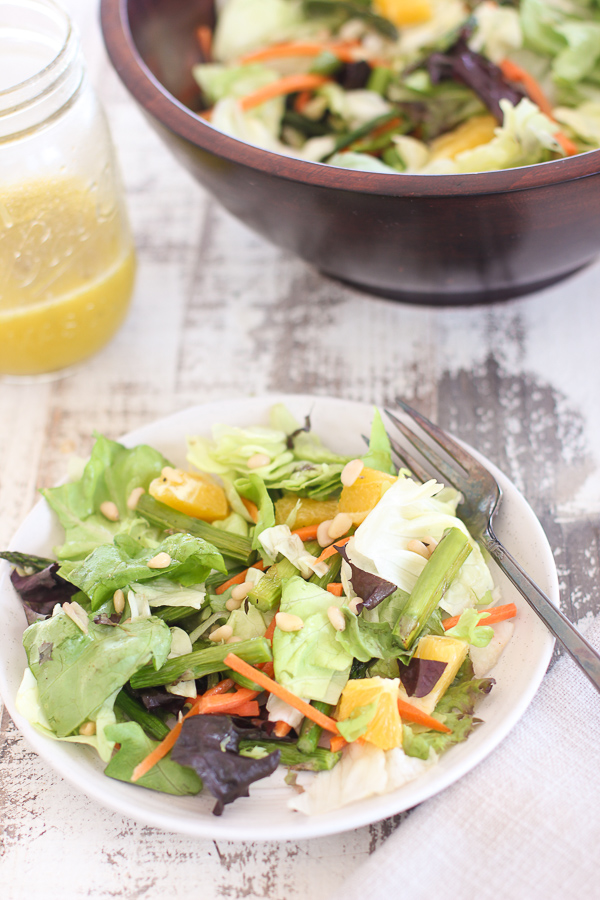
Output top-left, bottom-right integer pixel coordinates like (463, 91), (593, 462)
(0, 0), (135, 379)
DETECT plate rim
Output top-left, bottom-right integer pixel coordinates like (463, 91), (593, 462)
(0, 392), (557, 841)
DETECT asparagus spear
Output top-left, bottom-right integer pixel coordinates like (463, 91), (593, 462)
(393, 528), (472, 650)
(130, 637), (272, 689)
(152, 606), (199, 624)
(247, 557), (298, 612)
(114, 690), (169, 741)
(297, 701), (334, 755)
(136, 493), (255, 565)
(239, 738), (341, 771)
(309, 552), (342, 588)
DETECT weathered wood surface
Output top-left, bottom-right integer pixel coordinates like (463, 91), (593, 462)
(2, 2), (600, 896)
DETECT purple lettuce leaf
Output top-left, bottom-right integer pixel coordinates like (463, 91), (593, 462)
(337, 545), (396, 610)
(426, 35), (525, 121)
(398, 657), (447, 697)
(134, 687), (188, 716)
(171, 715), (280, 816)
(10, 563), (79, 616)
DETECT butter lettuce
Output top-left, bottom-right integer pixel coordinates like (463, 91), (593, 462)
(42, 434), (169, 562)
(213, 0), (305, 62)
(273, 577), (352, 703)
(104, 722), (202, 795)
(22, 610), (171, 738)
(60, 532), (225, 610)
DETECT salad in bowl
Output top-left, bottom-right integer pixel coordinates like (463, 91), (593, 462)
(192, 0), (600, 174)
(2, 401), (521, 820)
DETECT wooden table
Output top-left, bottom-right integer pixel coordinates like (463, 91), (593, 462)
(2, 2), (600, 896)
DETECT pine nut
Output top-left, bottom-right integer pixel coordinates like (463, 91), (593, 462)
(247, 453), (271, 469)
(127, 487), (145, 510)
(275, 612), (304, 632)
(317, 519), (334, 547)
(113, 589), (125, 615)
(231, 581), (253, 601)
(422, 535), (438, 553)
(328, 512), (353, 540)
(407, 539), (431, 559)
(79, 721), (96, 736)
(209, 624), (233, 642)
(147, 552), (171, 569)
(348, 597), (362, 614)
(226, 596), (244, 611)
(100, 501), (119, 522)
(63, 601), (88, 634)
(327, 606), (346, 632)
(161, 466), (184, 484)
(341, 458), (364, 487)
(226, 635), (243, 644)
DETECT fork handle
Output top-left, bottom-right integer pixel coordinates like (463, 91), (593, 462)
(483, 529), (600, 692)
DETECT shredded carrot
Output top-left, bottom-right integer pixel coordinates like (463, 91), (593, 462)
(201, 109), (212, 123)
(329, 734), (348, 753)
(239, 41), (359, 65)
(273, 720), (293, 737)
(225, 653), (340, 733)
(442, 602), (517, 631)
(195, 25), (213, 61)
(500, 59), (578, 156)
(263, 616), (278, 644)
(397, 698), (452, 734)
(291, 524), (320, 541)
(215, 559), (266, 595)
(240, 74), (331, 112)
(132, 718), (185, 782)
(241, 497), (259, 523)
(294, 89), (312, 114)
(316, 536), (351, 563)
(555, 130), (578, 156)
(196, 687), (259, 715)
(259, 660), (275, 678)
(223, 700), (260, 717)
(203, 677), (235, 697)
(326, 583), (344, 596)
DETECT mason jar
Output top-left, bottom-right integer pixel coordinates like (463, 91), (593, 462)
(0, 0), (135, 379)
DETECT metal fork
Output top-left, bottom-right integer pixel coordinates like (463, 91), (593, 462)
(386, 398), (600, 693)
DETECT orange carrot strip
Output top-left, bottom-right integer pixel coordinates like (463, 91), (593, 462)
(291, 524), (320, 541)
(273, 720), (293, 737)
(239, 41), (358, 65)
(397, 698), (452, 734)
(241, 497), (259, 523)
(215, 560), (266, 595)
(263, 616), (278, 644)
(132, 719), (184, 782)
(195, 25), (213, 61)
(555, 130), (578, 156)
(329, 734), (348, 753)
(225, 653), (340, 734)
(240, 74), (331, 112)
(196, 687), (259, 715)
(220, 700), (260, 717)
(259, 660), (275, 678)
(500, 59), (554, 117)
(326, 583), (344, 596)
(316, 536), (351, 563)
(202, 677), (235, 698)
(442, 602), (517, 631)
(294, 89), (312, 113)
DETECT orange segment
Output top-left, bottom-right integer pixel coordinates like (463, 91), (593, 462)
(337, 677), (403, 751)
(338, 467), (397, 525)
(149, 467), (228, 522)
(275, 494), (339, 527)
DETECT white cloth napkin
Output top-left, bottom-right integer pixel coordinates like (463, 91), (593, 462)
(334, 615), (600, 900)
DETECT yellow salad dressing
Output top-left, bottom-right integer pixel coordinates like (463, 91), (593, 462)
(0, 177), (135, 376)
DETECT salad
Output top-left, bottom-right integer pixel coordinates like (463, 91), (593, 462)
(191, 0), (600, 174)
(2, 404), (517, 817)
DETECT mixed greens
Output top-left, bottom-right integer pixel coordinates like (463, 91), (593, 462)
(191, 0), (600, 173)
(3, 404), (517, 816)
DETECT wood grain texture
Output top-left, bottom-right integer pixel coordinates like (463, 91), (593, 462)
(1, 2), (600, 897)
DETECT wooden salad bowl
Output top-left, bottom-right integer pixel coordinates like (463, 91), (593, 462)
(101, 0), (600, 304)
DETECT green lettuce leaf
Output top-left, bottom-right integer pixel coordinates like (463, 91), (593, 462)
(360, 408), (397, 475)
(104, 722), (202, 795)
(273, 577), (353, 703)
(61, 532), (225, 610)
(23, 612), (171, 737)
(336, 701), (377, 742)
(42, 434), (169, 562)
(212, 0), (305, 62)
(444, 607), (494, 648)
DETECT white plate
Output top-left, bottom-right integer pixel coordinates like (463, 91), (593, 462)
(0, 394), (557, 841)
